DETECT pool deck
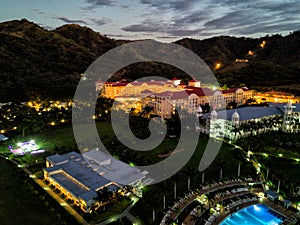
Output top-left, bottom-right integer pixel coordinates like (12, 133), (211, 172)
(181, 190), (297, 225)
(213, 197), (296, 225)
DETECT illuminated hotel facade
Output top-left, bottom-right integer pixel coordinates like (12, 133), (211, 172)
(198, 103), (300, 140)
(96, 78), (253, 118)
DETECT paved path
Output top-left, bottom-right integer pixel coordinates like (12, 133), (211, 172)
(0, 153), (89, 225)
(97, 195), (142, 225)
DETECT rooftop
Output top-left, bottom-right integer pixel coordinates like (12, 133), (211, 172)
(83, 149), (147, 186)
(45, 151), (120, 202)
(203, 105), (290, 121)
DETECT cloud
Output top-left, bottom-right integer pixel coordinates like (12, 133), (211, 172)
(232, 21), (300, 35)
(140, 0), (197, 11)
(121, 18), (221, 38)
(30, 9), (47, 15)
(201, 0), (300, 36)
(89, 17), (112, 26)
(122, 19), (165, 33)
(80, 0), (115, 12)
(85, 0), (115, 7)
(53, 16), (88, 25)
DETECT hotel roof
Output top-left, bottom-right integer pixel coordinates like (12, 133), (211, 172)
(83, 149), (147, 185)
(45, 152), (121, 202)
(203, 105), (286, 121)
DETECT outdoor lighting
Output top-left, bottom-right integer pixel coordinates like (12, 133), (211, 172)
(50, 121), (55, 126)
(260, 41), (266, 48)
(215, 63), (221, 69)
(278, 154), (283, 157)
(253, 205), (260, 211)
(263, 153), (268, 157)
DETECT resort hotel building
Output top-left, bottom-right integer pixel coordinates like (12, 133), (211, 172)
(96, 78), (253, 118)
(197, 102), (300, 140)
(43, 150), (148, 213)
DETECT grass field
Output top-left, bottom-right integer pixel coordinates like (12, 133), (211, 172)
(0, 158), (80, 225)
(2, 121), (298, 224)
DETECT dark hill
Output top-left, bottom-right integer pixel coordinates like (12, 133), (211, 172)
(0, 19), (299, 101)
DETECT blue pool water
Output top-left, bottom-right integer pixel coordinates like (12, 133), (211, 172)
(220, 204), (285, 225)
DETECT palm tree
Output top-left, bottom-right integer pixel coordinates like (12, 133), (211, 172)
(147, 197), (158, 223)
(94, 187), (113, 211)
(216, 157), (226, 180)
(231, 125), (241, 140)
(140, 105), (155, 119)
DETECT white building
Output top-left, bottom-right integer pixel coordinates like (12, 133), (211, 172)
(198, 103), (300, 140)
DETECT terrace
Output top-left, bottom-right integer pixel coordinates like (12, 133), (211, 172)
(160, 177), (298, 225)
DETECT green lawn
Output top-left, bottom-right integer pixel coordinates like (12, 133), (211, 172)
(130, 138), (257, 225)
(89, 198), (132, 223)
(0, 158), (80, 225)
(0, 121), (259, 225)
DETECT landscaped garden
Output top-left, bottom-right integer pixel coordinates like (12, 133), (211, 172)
(1, 109), (300, 225)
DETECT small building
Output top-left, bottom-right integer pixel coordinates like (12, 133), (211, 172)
(264, 190), (279, 201)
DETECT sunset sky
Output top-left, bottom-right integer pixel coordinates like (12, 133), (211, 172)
(1, 0), (299, 41)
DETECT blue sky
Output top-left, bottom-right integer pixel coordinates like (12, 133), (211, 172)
(1, 0), (299, 41)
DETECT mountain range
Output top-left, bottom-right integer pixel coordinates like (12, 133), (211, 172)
(0, 19), (299, 101)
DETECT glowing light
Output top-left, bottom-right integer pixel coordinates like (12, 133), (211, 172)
(248, 50), (254, 55)
(61, 119), (65, 123)
(278, 154), (283, 157)
(215, 63), (221, 69)
(92, 115), (96, 119)
(50, 122), (55, 126)
(0, 130), (5, 134)
(260, 41), (266, 48)
(263, 153), (268, 157)
(253, 205), (260, 211)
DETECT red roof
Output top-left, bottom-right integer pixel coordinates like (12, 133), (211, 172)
(170, 91), (188, 100)
(185, 87), (214, 97)
(222, 87), (250, 94)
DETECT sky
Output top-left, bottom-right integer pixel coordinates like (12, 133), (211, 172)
(1, 0), (300, 41)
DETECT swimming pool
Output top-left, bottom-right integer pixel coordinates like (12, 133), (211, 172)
(220, 204), (286, 225)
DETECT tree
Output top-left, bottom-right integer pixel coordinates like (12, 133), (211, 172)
(94, 187), (113, 211)
(231, 125), (241, 139)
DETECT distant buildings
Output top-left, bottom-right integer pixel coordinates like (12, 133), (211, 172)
(44, 150), (148, 213)
(254, 91), (299, 104)
(96, 78), (253, 119)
